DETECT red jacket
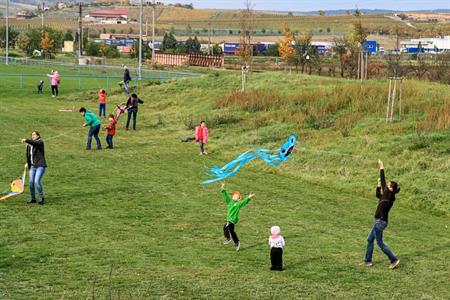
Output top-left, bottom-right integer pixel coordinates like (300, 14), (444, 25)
(98, 91), (107, 104)
(106, 117), (116, 136)
(195, 125), (209, 143)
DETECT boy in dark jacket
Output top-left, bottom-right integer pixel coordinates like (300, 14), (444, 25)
(364, 160), (400, 269)
(220, 183), (255, 251)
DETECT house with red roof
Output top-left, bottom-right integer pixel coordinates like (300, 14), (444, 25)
(85, 9), (128, 24)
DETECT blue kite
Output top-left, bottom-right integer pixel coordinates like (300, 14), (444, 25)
(202, 134), (298, 184)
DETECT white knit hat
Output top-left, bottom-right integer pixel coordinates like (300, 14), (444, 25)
(271, 225), (281, 237)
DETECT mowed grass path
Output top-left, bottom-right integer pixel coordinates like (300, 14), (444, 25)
(0, 71), (449, 299)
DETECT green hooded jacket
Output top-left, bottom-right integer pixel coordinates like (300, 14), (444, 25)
(221, 188), (251, 224)
(84, 111), (101, 127)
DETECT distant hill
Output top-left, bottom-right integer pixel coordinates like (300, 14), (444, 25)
(295, 9), (450, 15)
(8, 1), (450, 14)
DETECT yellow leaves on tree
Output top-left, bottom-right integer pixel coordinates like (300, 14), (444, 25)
(279, 23), (296, 62)
(40, 32), (54, 52)
(348, 20), (368, 47)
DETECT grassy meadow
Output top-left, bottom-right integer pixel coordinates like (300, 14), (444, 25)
(0, 64), (449, 299)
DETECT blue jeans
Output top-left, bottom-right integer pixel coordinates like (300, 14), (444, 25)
(365, 219), (397, 263)
(126, 109), (137, 130)
(99, 103), (106, 117)
(106, 134), (113, 148)
(124, 80), (130, 95)
(87, 125), (102, 150)
(29, 166), (46, 201)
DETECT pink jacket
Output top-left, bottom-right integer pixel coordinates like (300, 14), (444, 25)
(195, 126), (209, 143)
(50, 73), (60, 86)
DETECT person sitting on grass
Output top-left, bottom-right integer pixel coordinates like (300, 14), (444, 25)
(79, 107), (102, 150)
(220, 182), (255, 252)
(363, 159), (400, 269)
(104, 114), (117, 149)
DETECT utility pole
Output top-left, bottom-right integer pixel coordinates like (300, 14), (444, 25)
(138, 0), (143, 79)
(5, 0), (9, 65)
(41, 1), (45, 28)
(78, 2), (82, 59)
(151, 0), (155, 66)
(208, 22), (212, 55)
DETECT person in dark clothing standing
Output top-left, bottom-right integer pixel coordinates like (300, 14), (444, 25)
(21, 131), (47, 205)
(125, 93), (144, 130)
(364, 160), (400, 269)
(123, 66), (132, 96)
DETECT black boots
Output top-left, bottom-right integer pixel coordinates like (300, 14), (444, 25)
(39, 198), (44, 205)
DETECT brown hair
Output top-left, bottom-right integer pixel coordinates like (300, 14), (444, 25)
(32, 131), (41, 139)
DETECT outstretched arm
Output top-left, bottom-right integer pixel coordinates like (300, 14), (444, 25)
(239, 193), (255, 207)
(220, 183), (231, 204)
(378, 160), (386, 191)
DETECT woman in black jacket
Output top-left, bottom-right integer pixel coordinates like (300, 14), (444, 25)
(364, 160), (400, 269)
(21, 131), (47, 205)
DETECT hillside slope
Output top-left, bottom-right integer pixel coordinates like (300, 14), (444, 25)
(0, 69), (448, 298)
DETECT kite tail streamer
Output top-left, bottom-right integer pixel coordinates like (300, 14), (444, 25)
(202, 134), (298, 184)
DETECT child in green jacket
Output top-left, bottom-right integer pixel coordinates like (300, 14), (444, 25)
(220, 183), (255, 251)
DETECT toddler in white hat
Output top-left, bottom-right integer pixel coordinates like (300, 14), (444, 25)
(269, 225), (285, 271)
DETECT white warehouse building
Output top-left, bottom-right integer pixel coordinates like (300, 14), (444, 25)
(400, 36), (450, 53)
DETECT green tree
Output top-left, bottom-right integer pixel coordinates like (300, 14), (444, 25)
(162, 32), (177, 52)
(0, 26), (20, 48)
(212, 44), (223, 55)
(86, 41), (100, 56)
(185, 36), (201, 53)
(63, 31), (74, 42)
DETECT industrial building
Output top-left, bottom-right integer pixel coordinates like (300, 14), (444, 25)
(400, 36), (450, 53)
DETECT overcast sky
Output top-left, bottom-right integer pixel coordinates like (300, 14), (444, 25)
(162, 0), (450, 11)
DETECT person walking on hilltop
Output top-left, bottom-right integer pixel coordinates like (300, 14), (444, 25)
(79, 107), (102, 150)
(47, 70), (60, 98)
(123, 66), (132, 96)
(21, 131), (47, 205)
(363, 159), (400, 269)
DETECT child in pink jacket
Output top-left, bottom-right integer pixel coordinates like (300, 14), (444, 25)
(47, 70), (60, 97)
(195, 121), (209, 155)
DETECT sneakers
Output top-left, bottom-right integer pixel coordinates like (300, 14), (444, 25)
(363, 262), (373, 267)
(39, 198), (44, 205)
(389, 259), (400, 270)
(223, 239), (232, 245)
(28, 199), (37, 204)
(235, 242), (240, 251)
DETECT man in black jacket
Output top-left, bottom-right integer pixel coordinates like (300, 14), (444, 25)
(364, 160), (400, 269)
(22, 131), (47, 205)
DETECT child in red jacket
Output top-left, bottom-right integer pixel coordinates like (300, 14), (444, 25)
(195, 121), (209, 155)
(104, 114), (117, 149)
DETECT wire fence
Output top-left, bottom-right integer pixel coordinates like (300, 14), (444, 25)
(0, 56), (201, 92)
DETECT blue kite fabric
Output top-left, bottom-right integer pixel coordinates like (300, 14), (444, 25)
(202, 134), (298, 184)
